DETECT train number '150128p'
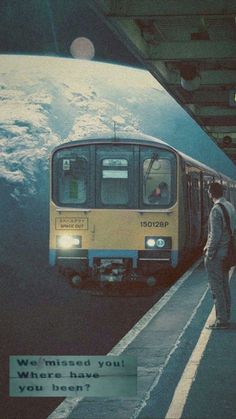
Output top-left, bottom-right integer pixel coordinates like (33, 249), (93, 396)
(140, 221), (169, 228)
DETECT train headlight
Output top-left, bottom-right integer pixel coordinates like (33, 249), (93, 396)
(145, 237), (171, 249)
(57, 235), (82, 249)
(146, 238), (156, 248)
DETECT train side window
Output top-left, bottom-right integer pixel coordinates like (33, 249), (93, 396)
(100, 158), (128, 205)
(229, 186), (236, 208)
(58, 158), (87, 204)
(192, 177), (200, 209)
(143, 158), (171, 205)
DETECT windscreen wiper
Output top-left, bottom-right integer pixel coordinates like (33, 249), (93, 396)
(144, 152), (159, 186)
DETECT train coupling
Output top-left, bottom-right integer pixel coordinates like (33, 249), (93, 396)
(94, 259), (127, 282)
(92, 258), (156, 286)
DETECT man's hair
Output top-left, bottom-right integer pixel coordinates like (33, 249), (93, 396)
(208, 182), (224, 199)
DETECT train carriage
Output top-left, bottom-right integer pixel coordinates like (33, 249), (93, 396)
(49, 133), (236, 288)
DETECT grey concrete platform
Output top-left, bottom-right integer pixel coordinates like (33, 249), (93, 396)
(180, 278), (236, 419)
(48, 261), (236, 419)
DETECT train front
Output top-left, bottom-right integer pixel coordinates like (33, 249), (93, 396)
(49, 136), (179, 288)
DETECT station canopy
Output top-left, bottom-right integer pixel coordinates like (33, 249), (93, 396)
(89, 0), (236, 164)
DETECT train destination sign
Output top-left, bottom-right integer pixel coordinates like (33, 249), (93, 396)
(56, 217), (88, 230)
(9, 355), (137, 397)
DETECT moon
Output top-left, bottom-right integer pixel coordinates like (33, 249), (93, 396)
(70, 37), (95, 60)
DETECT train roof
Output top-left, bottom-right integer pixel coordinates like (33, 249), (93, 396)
(53, 131), (230, 180)
(56, 131), (170, 149)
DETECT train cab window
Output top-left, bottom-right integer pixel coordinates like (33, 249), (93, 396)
(57, 157), (87, 205)
(143, 158), (172, 206)
(101, 159), (128, 205)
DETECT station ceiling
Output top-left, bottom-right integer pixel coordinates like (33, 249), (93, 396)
(89, 0), (236, 165)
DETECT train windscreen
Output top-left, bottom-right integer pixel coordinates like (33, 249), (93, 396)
(52, 144), (176, 208)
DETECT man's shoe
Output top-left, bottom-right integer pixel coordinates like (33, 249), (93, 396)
(206, 321), (230, 329)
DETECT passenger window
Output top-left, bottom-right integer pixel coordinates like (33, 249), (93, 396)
(143, 158), (171, 205)
(192, 177), (200, 209)
(58, 158), (87, 204)
(101, 159), (128, 205)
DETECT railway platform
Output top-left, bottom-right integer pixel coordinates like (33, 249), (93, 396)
(48, 259), (236, 419)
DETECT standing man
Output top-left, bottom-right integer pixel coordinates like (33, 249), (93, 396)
(204, 182), (236, 329)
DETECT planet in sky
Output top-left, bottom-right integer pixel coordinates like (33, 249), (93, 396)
(0, 54), (235, 272)
(1, 54), (235, 204)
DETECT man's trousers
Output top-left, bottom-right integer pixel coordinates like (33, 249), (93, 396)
(205, 256), (231, 323)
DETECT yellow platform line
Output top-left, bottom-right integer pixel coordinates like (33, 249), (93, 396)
(165, 269), (234, 419)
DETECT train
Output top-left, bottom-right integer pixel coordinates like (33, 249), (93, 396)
(49, 132), (236, 288)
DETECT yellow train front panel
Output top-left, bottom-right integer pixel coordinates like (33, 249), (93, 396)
(49, 202), (179, 270)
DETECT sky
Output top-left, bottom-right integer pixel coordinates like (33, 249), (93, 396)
(0, 0), (140, 65)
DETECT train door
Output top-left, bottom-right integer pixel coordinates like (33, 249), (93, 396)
(95, 144), (136, 208)
(187, 170), (202, 248)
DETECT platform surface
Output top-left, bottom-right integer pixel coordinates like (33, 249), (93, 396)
(48, 260), (236, 419)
